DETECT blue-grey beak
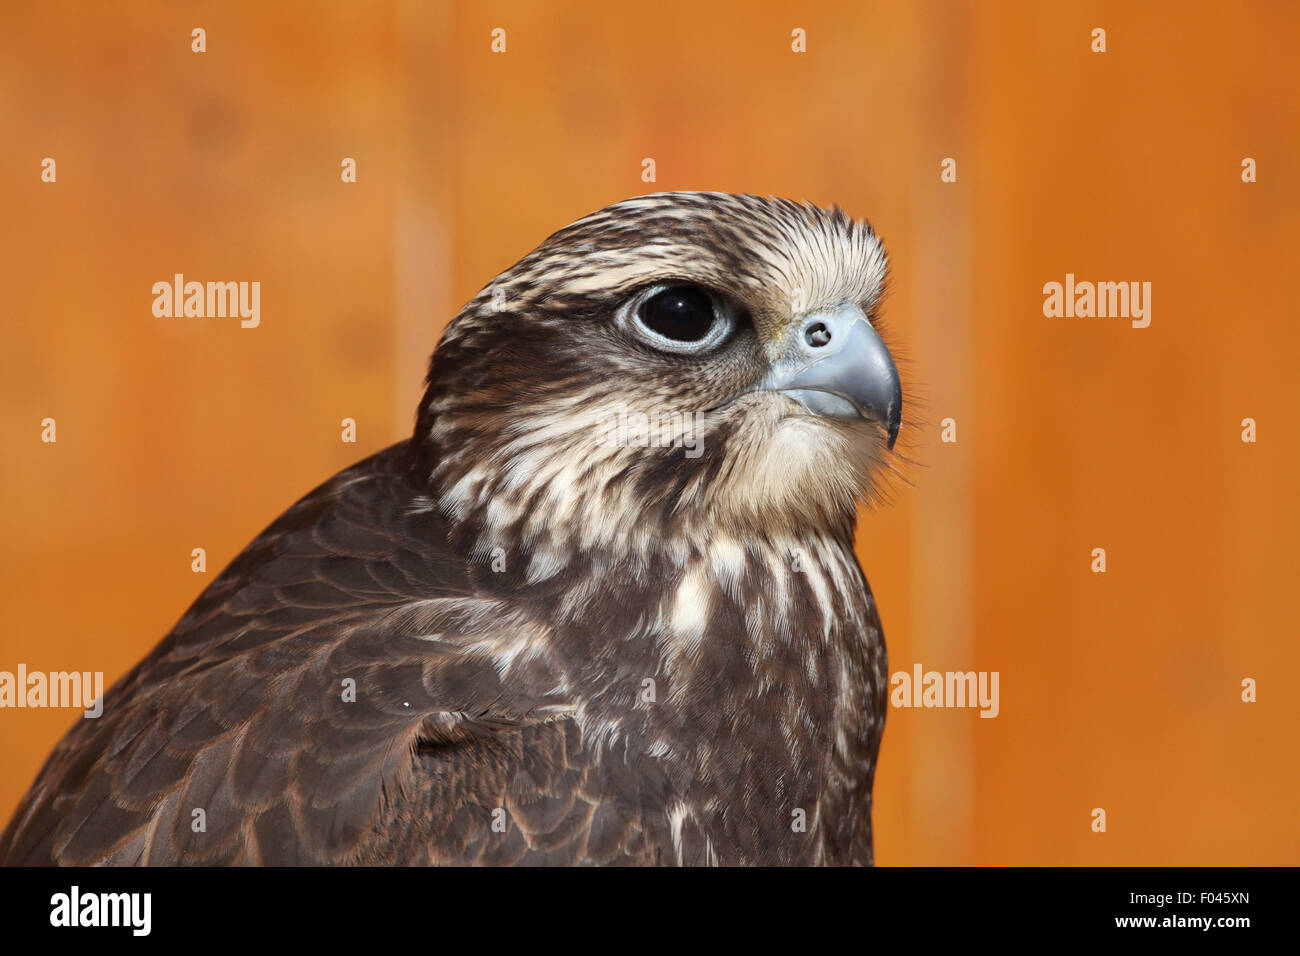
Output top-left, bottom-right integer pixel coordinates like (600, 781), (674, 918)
(761, 303), (902, 449)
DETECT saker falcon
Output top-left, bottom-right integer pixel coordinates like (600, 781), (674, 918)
(0, 191), (905, 866)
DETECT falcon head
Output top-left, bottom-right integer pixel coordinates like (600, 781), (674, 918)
(413, 191), (903, 553)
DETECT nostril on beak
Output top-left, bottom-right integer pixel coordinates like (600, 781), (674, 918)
(804, 322), (832, 348)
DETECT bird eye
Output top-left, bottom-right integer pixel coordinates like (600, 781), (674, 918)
(636, 285), (721, 347)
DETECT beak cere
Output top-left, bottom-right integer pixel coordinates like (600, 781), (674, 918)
(761, 303), (903, 449)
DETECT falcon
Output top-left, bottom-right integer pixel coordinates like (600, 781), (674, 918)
(1, 191), (904, 866)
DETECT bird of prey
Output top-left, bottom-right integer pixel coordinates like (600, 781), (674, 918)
(1, 191), (904, 866)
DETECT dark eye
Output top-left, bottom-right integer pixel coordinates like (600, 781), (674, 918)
(638, 285), (717, 343)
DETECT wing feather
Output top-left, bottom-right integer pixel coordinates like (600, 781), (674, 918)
(0, 443), (645, 865)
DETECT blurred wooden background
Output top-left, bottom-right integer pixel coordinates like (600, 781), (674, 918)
(1, 0), (1296, 864)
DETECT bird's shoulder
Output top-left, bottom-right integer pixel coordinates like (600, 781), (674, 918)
(1, 443), (608, 865)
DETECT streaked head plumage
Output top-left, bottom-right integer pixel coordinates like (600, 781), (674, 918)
(414, 191), (904, 553)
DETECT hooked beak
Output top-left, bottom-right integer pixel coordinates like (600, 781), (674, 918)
(757, 303), (902, 449)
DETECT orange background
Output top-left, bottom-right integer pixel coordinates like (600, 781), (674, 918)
(1, 1), (1296, 864)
